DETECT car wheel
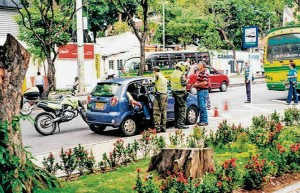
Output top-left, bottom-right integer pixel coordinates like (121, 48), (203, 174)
(220, 82), (228, 92)
(186, 106), (198, 125)
(120, 117), (137, 136)
(89, 124), (106, 134)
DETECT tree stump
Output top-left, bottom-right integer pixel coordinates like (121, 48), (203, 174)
(148, 148), (214, 179)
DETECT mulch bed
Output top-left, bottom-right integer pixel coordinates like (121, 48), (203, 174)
(234, 173), (300, 193)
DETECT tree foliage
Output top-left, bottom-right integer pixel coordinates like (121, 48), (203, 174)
(84, 0), (136, 39)
(12, 0), (76, 97)
(111, 0), (154, 75)
(111, 21), (131, 35)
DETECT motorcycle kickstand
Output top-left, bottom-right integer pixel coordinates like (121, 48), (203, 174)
(57, 123), (61, 133)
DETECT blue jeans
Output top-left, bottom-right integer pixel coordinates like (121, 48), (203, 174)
(134, 102), (150, 119)
(287, 82), (299, 104)
(197, 90), (208, 124)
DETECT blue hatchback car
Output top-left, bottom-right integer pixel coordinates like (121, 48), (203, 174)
(86, 77), (199, 136)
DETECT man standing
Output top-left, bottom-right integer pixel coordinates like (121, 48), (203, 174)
(244, 60), (252, 103)
(152, 66), (168, 132)
(170, 63), (188, 130)
(34, 72), (44, 97)
(193, 61), (209, 126)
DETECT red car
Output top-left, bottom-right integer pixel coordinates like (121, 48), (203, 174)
(186, 65), (229, 92)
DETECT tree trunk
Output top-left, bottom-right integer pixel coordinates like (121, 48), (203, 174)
(216, 27), (240, 75)
(148, 148), (215, 179)
(232, 48), (239, 74)
(0, 33), (30, 185)
(43, 48), (55, 98)
(138, 39), (146, 76)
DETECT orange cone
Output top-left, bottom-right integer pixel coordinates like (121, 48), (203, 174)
(224, 101), (229, 111)
(213, 107), (219, 117)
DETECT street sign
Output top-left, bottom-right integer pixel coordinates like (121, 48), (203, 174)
(243, 26), (258, 48)
(95, 54), (101, 79)
(58, 44), (94, 59)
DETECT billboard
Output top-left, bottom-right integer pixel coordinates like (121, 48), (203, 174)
(58, 44), (94, 59)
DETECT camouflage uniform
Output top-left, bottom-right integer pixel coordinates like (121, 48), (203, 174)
(170, 63), (188, 129)
(152, 67), (168, 132)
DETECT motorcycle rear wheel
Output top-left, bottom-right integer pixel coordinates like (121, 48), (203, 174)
(34, 112), (57, 136)
(20, 101), (32, 116)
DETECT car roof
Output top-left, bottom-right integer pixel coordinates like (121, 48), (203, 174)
(97, 77), (148, 85)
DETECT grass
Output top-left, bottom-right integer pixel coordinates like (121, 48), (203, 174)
(35, 144), (255, 193)
(35, 159), (152, 193)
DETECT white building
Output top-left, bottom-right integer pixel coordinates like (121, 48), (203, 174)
(0, 0), (20, 45)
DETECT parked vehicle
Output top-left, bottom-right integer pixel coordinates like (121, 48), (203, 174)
(20, 87), (40, 116)
(86, 77), (199, 136)
(121, 51), (210, 79)
(186, 65), (230, 92)
(34, 80), (86, 136)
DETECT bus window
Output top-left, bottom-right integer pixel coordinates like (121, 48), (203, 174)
(154, 53), (169, 67)
(169, 53), (183, 68)
(145, 58), (154, 71)
(267, 34), (300, 61)
(184, 53), (196, 62)
(197, 52), (210, 65)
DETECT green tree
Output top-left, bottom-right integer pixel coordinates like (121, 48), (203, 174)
(111, 0), (154, 76)
(111, 21), (131, 35)
(12, 0), (76, 97)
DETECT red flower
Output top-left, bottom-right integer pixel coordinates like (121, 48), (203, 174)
(136, 168), (141, 173)
(217, 181), (222, 187)
(48, 152), (53, 159)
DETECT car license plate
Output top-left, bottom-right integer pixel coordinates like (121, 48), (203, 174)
(95, 102), (105, 110)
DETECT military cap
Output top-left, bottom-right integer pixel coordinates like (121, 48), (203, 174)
(153, 66), (160, 71)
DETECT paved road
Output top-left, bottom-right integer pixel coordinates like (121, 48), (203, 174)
(21, 83), (290, 155)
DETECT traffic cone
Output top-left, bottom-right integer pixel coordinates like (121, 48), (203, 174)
(224, 101), (229, 111)
(213, 107), (219, 117)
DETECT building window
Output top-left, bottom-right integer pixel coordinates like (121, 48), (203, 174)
(109, 60), (114, 69)
(117, 60), (123, 70)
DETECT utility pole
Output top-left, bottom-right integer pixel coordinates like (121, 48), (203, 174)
(162, 1), (165, 51)
(76, 0), (85, 92)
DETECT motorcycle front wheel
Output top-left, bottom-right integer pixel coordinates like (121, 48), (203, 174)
(34, 112), (57, 136)
(20, 101), (33, 116)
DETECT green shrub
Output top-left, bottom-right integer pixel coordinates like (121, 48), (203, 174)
(287, 143), (300, 171)
(244, 155), (271, 190)
(217, 158), (239, 193)
(283, 107), (300, 126)
(0, 119), (59, 193)
(59, 148), (78, 178)
(42, 152), (61, 174)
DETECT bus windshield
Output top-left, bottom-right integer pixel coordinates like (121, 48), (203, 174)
(124, 57), (140, 73)
(267, 33), (300, 61)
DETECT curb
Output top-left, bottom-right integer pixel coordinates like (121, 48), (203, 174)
(273, 182), (300, 193)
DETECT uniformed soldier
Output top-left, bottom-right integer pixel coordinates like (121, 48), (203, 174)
(170, 63), (188, 129)
(152, 66), (168, 132)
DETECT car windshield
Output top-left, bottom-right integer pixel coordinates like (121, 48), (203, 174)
(91, 83), (121, 97)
